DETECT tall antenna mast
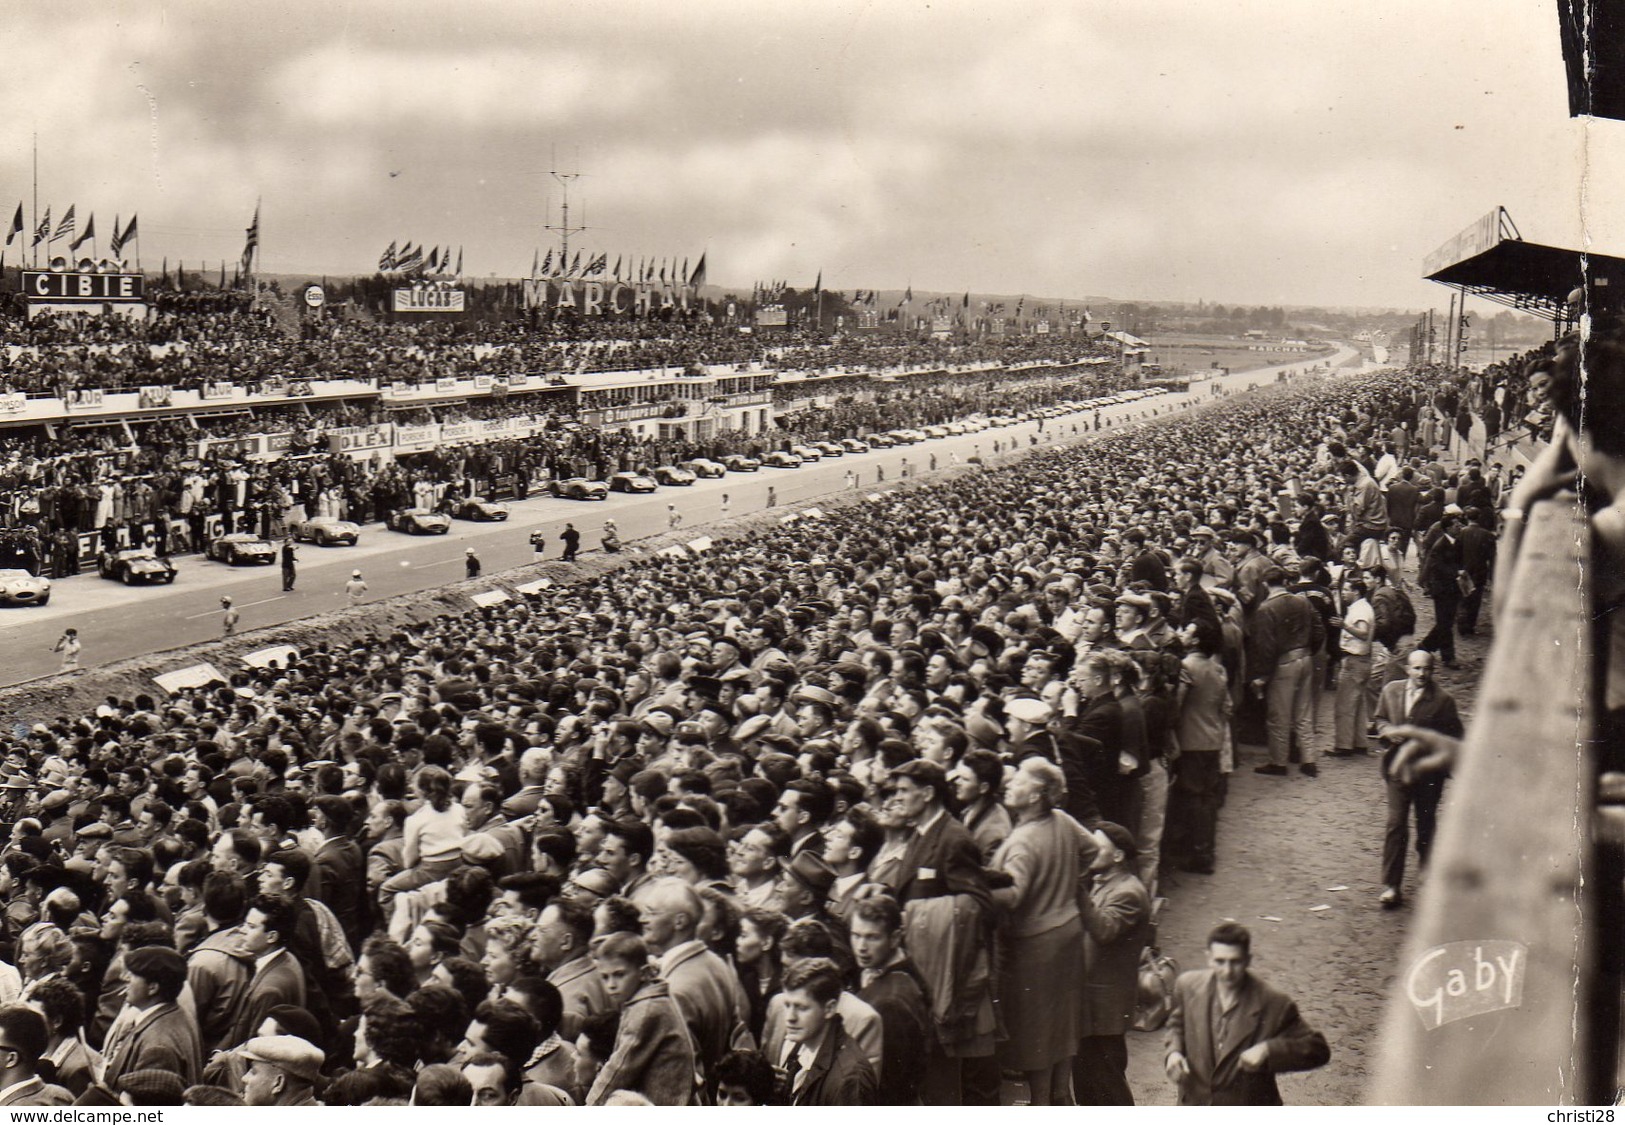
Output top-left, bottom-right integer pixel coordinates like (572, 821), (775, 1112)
(543, 149), (590, 268)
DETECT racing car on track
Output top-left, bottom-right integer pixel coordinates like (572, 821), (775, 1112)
(549, 478), (611, 501)
(387, 508), (453, 534)
(452, 496), (511, 521)
(681, 458), (727, 479)
(206, 532), (277, 566)
(290, 516), (360, 546)
(609, 471), (659, 494)
(0, 570), (50, 606)
(652, 465), (697, 486)
(98, 549), (177, 585)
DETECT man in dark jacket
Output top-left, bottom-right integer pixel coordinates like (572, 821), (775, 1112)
(310, 796), (366, 949)
(1165, 922), (1329, 1105)
(1417, 511), (1467, 666)
(850, 895), (929, 1106)
(1373, 649), (1465, 907)
(1384, 468), (1423, 558)
(1245, 567), (1323, 777)
(777, 958), (877, 1106)
(1454, 509), (1496, 636)
(871, 760), (996, 1105)
(1074, 823), (1152, 1106)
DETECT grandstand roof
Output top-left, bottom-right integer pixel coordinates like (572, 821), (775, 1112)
(1422, 206), (1625, 320)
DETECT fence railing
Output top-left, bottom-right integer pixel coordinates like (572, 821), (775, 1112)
(1371, 498), (1600, 1104)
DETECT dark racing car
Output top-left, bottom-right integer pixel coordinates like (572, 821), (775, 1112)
(206, 532), (277, 566)
(98, 549), (177, 585)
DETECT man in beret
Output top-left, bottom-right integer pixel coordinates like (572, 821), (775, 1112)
(102, 946), (201, 1089)
(241, 1035), (324, 1106)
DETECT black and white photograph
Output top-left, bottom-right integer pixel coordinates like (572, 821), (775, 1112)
(0, 0), (1615, 1110)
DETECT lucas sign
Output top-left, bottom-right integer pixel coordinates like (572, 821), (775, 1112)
(393, 288), (465, 313)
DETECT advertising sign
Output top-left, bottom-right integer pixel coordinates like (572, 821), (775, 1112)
(201, 382), (236, 401)
(66, 388), (105, 409)
(393, 288), (466, 313)
(522, 278), (698, 317)
(0, 393), (26, 416)
(328, 424), (394, 454)
(22, 271), (145, 302)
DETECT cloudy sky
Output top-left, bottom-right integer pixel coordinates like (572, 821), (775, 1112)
(0, 0), (1614, 310)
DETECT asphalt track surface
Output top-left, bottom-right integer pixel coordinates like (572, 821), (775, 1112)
(0, 345), (1358, 687)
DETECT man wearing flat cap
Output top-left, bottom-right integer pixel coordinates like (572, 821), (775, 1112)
(868, 760), (997, 1106)
(102, 945), (200, 1088)
(240, 1034), (324, 1106)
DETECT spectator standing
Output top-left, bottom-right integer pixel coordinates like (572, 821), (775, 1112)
(1373, 649), (1464, 908)
(344, 569), (368, 606)
(279, 538), (296, 591)
(560, 524), (580, 562)
(1074, 822), (1151, 1105)
(1164, 923), (1329, 1105)
(52, 629), (80, 673)
(466, 548), (481, 580)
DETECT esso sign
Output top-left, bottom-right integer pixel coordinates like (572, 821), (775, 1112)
(304, 285), (326, 308)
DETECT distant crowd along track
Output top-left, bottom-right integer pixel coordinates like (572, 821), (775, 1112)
(0, 345), (1358, 687)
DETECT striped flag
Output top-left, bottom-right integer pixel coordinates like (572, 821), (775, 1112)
(113, 214), (138, 257)
(106, 214), (122, 256)
(541, 248), (553, 275)
(33, 207), (50, 247)
(70, 213), (95, 252)
(50, 205), (75, 244)
(379, 241), (397, 272)
(241, 203), (260, 273)
(5, 204), (21, 246)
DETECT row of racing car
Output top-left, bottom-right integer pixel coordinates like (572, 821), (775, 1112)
(0, 389), (1173, 601)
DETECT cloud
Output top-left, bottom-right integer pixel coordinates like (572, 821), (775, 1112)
(272, 44), (669, 130)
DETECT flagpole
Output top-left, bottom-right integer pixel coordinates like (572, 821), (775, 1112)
(30, 132), (37, 269)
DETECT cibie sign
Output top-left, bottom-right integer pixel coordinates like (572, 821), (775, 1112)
(23, 271), (145, 302)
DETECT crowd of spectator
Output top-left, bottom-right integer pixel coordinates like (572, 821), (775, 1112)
(0, 363), (1503, 1106)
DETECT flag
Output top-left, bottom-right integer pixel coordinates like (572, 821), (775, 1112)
(612, 254), (622, 280)
(116, 214), (138, 256)
(569, 249), (581, 275)
(813, 270), (822, 294)
(243, 203), (259, 256)
(455, 246), (462, 277)
(1015, 295), (1025, 316)
(425, 246), (439, 273)
(106, 213), (122, 256)
(33, 207), (50, 247)
(70, 213), (95, 252)
(689, 252), (707, 287)
(50, 205), (75, 244)
(680, 257), (689, 284)
(962, 291), (970, 308)
(397, 243), (422, 271)
(541, 247), (553, 275)
(379, 241), (397, 272)
(898, 284), (912, 307)
(5, 204), (20, 246)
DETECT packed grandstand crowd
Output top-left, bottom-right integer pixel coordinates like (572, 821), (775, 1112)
(0, 290), (1117, 399)
(0, 304), (1137, 555)
(0, 360), (1517, 1106)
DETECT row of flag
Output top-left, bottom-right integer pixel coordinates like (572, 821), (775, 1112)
(528, 250), (708, 287)
(5, 205), (141, 256)
(378, 241), (462, 276)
